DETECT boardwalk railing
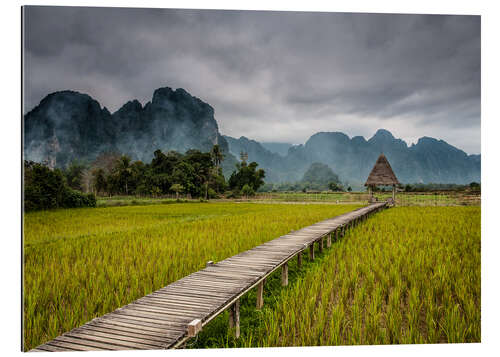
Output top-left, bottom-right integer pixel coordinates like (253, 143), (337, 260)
(31, 202), (388, 352)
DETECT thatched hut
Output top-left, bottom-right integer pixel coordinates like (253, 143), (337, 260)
(365, 153), (400, 203)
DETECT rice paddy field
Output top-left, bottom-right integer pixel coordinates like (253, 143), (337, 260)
(23, 202), (361, 351)
(23, 202), (480, 351)
(192, 206), (481, 347)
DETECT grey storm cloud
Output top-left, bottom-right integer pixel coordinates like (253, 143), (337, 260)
(23, 6), (480, 154)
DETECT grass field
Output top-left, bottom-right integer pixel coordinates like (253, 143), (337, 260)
(191, 206), (480, 347)
(23, 202), (362, 351)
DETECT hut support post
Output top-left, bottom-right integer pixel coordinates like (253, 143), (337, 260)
(392, 185), (396, 202)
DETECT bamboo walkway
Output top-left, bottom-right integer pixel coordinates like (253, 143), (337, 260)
(31, 202), (388, 352)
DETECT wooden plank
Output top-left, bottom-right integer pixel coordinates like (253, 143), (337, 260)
(102, 314), (187, 331)
(53, 335), (122, 350)
(170, 281), (243, 294)
(94, 317), (183, 336)
(114, 309), (192, 324)
(45, 339), (106, 351)
(154, 288), (231, 300)
(65, 330), (161, 350)
(203, 266), (263, 277)
(124, 304), (201, 319)
(134, 299), (214, 313)
(33, 344), (76, 352)
(196, 270), (260, 280)
(81, 323), (172, 343)
(181, 275), (250, 287)
(74, 326), (167, 347)
(139, 295), (218, 309)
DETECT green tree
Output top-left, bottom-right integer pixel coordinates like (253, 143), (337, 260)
(228, 161), (265, 192)
(170, 183), (184, 199)
(210, 144), (224, 169)
(115, 155), (133, 194)
(92, 168), (107, 195)
(63, 161), (86, 191)
(469, 182), (480, 191)
(329, 182), (342, 192)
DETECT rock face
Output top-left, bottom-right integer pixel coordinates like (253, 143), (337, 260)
(224, 129), (481, 185)
(24, 87), (236, 174)
(24, 91), (116, 168)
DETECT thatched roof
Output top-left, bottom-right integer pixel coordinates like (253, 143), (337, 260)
(365, 153), (400, 186)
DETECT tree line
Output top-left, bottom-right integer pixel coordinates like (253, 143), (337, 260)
(24, 145), (267, 210)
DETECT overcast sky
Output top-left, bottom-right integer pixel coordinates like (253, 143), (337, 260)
(23, 6), (480, 154)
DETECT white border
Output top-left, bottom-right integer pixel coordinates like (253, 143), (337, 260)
(2, 1), (498, 356)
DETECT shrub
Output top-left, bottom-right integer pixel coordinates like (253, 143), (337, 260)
(241, 184), (255, 197)
(207, 188), (218, 199)
(24, 161), (96, 211)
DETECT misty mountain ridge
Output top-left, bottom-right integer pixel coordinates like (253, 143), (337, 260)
(224, 129), (480, 185)
(24, 87), (238, 176)
(24, 87), (480, 186)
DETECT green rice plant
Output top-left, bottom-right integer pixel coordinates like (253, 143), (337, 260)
(23, 202), (361, 351)
(193, 206), (480, 348)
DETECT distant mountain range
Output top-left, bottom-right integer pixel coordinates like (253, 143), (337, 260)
(24, 87), (480, 186)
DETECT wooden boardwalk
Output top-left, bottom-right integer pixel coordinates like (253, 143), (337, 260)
(31, 202), (388, 352)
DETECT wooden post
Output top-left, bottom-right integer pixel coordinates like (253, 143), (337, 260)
(256, 280), (264, 309)
(297, 251), (302, 268)
(281, 262), (289, 286)
(229, 299), (240, 338)
(336, 228), (339, 241)
(187, 319), (202, 337)
(392, 185), (396, 203)
(309, 243), (315, 260)
(319, 237), (324, 253)
(327, 233), (332, 248)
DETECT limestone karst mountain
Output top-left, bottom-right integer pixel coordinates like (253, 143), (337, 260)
(24, 87), (480, 185)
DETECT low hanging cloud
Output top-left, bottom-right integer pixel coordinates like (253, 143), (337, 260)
(23, 7), (480, 154)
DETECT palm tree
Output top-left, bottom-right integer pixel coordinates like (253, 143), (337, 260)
(116, 155), (132, 195)
(211, 144), (224, 169)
